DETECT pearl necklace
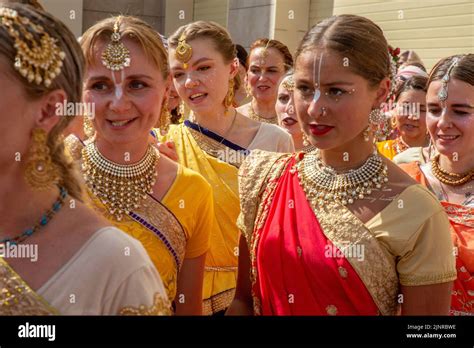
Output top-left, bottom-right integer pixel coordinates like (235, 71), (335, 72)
(298, 149), (389, 205)
(81, 142), (160, 221)
(431, 154), (474, 186)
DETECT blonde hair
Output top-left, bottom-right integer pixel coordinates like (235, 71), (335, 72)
(80, 15), (169, 79)
(249, 38), (293, 72)
(168, 21), (240, 91)
(0, 3), (85, 200)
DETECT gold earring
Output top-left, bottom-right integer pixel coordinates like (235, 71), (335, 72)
(224, 78), (235, 113)
(83, 117), (95, 139)
(302, 132), (310, 146)
(160, 102), (171, 135)
(24, 128), (60, 190)
(362, 125), (370, 142)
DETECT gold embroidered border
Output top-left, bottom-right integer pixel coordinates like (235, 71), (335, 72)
(119, 292), (172, 315)
(237, 150), (294, 315)
(187, 127), (248, 168)
(443, 204), (474, 229)
(203, 288), (236, 315)
(400, 270), (458, 286)
(297, 156), (399, 315)
(0, 258), (58, 315)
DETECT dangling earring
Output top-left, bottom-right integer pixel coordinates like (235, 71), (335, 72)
(24, 128), (60, 190)
(362, 126), (370, 142)
(224, 78), (235, 113)
(302, 131), (310, 146)
(369, 108), (384, 142)
(83, 116), (95, 139)
(160, 102), (171, 135)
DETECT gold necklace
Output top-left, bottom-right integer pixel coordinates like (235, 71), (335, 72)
(394, 137), (410, 155)
(297, 149), (388, 205)
(431, 154), (474, 186)
(82, 142), (160, 221)
(249, 105), (278, 125)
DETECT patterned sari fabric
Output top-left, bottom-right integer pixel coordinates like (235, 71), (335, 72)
(239, 151), (457, 315)
(401, 162), (474, 315)
(160, 123), (249, 314)
(0, 257), (57, 315)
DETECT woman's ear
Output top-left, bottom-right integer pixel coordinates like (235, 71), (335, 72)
(36, 89), (68, 132)
(229, 57), (239, 79)
(374, 77), (391, 108)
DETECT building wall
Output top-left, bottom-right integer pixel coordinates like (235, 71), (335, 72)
(311, 0), (474, 70)
(227, 0), (275, 49)
(193, 0), (228, 27)
(273, 0), (310, 54)
(40, 0), (83, 37)
(164, 0), (194, 36)
(81, 0), (165, 33)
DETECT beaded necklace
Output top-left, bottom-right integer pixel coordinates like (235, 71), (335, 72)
(0, 187), (67, 245)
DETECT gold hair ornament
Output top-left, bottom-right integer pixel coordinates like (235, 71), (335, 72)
(0, 7), (66, 87)
(438, 57), (461, 102)
(101, 16), (131, 71)
(282, 75), (295, 91)
(175, 32), (192, 69)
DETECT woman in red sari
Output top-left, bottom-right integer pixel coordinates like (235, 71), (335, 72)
(401, 54), (474, 315)
(228, 15), (456, 316)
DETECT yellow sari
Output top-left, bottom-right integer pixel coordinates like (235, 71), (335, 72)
(160, 123), (241, 314)
(65, 136), (188, 304)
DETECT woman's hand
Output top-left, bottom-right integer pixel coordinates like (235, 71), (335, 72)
(156, 141), (179, 162)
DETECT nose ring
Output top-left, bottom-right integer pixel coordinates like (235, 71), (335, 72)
(320, 107), (327, 116)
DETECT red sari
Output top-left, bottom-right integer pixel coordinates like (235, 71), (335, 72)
(239, 152), (400, 316)
(401, 162), (474, 315)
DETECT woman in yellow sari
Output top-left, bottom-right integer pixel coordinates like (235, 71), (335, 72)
(0, 4), (169, 315)
(377, 75), (430, 160)
(228, 15), (456, 316)
(401, 54), (474, 315)
(66, 16), (213, 315)
(163, 21), (294, 314)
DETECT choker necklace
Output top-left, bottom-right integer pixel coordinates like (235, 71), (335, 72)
(82, 142), (160, 221)
(298, 149), (388, 205)
(431, 154), (474, 186)
(1, 187), (67, 245)
(249, 105), (278, 125)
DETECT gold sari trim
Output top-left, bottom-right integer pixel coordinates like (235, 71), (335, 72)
(119, 292), (172, 315)
(131, 195), (187, 270)
(186, 126), (248, 168)
(202, 288), (235, 315)
(0, 257), (58, 315)
(238, 150), (293, 315)
(297, 157), (399, 315)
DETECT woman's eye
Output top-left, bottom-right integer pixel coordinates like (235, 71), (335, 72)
(296, 85), (312, 95)
(428, 108), (441, 115)
(91, 82), (108, 91)
(129, 80), (147, 89)
(454, 110), (471, 116)
(278, 95), (289, 103)
(198, 66), (210, 72)
(173, 72), (184, 79)
(250, 68), (260, 74)
(327, 88), (345, 97)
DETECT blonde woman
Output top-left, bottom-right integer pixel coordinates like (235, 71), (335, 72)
(66, 16), (214, 315)
(0, 4), (169, 315)
(163, 21), (293, 315)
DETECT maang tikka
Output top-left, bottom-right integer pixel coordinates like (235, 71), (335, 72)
(438, 57), (461, 102)
(0, 7), (66, 87)
(101, 16), (131, 71)
(175, 32), (192, 69)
